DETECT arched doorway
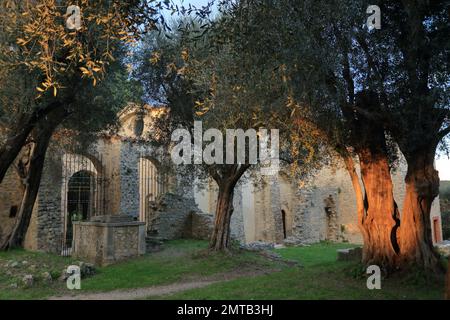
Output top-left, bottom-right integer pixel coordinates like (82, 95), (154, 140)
(139, 157), (168, 226)
(65, 170), (96, 248)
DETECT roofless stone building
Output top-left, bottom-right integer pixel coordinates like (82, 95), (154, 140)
(0, 104), (443, 262)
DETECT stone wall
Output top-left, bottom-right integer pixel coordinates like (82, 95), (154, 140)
(197, 154), (442, 246)
(0, 165), (24, 246)
(146, 193), (199, 240)
(72, 217), (145, 266)
(94, 138), (122, 215)
(119, 141), (140, 218)
(230, 184), (245, 242)
(190, 212), (214, 240)
(35, 151), (64, 253)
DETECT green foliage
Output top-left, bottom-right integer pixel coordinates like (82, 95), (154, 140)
(0, 241), (445, 300)
(70, 211), (83, 222)
(0, 240), (277, 299)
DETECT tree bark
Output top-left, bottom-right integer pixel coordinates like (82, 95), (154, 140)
(342, 148), (400, 270)
(209, 182), (235, 251)
(398, 151), (442, 272)
(0, 101), (63, 184)
(0, 106), (69, 250)
(339, 91), (400, 271)
(342, 153), (370, 250)
(358, 148), (400, 270)
(208, 164), (250, 251)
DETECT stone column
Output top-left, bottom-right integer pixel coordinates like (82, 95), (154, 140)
(119, 141), (140, 217)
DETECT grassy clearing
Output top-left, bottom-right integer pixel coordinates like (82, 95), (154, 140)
(155, 243), (445, 300)
(79, 240), (278, 292)
(0, 249), (77, 299)
(0, 240), (278, 299)
(0, 240), (446, 300)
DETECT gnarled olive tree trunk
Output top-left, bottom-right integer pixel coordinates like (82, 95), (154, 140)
(340, 92), (400, 270)
(0, 101), (63, 184)
(342, 148), (400, 270)
(209, 182), (235, 251)
(398, 150), (442, 272)
(209, 164), (250, 251)
(358, 149), (400, 269)
(1, 106), (69, 250)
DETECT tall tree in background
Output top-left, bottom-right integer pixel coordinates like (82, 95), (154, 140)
(0, 0), (159, 184)
(274, 0), (449, 271)
(207, 0), (401, 269)
(133, 13), (323, 251)
(0, 59), (143, 249)
(0, 0), (156, 249)
(213, 0), (449, 272)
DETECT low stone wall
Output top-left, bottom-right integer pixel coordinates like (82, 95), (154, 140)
(190, 212), (214, 240)
(72, 216), (145, 266)
(147, 193), (200, 239)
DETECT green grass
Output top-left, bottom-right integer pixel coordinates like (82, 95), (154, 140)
(0, 249), (77, 299)
(0, 240), (277, 299)
(156, 242), (445, 300)
(80, 240), (276, 292)
(0, 240), (446, 300)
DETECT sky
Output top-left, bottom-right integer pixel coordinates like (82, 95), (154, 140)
(162, 0), (218, 18)
(436, 158), (450, 181)
(161, 1), (450, 181)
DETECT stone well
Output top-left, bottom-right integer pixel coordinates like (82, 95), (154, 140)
(72, 215), (146, 266)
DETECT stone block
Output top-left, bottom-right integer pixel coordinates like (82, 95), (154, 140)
(72, 217), (146, 266)
(337, 247), (362, 262)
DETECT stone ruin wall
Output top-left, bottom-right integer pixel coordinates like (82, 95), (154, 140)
(0, 164), (25, 246)
(289, 156), (441, 245)
(0, 102), (443, 252)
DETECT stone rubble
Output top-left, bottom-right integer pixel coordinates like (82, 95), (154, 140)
(22, 274), (34, 287)
(336, 247), (363, 261)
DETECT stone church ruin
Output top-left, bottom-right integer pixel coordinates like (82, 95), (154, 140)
(0, 104), (443, 264)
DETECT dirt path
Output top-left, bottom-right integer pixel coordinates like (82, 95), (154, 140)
(49, 269), (276, 300)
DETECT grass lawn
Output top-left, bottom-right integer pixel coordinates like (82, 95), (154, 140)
(155, 243), (446, 300)
(0, 240), (277, 299)
(0, 240), (446, 300)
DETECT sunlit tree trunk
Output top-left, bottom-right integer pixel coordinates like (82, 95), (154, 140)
(358, 149), (400, 269)
(342, 147), (400, 270)
(339, 91), (400, 270)
(398, 150), (442, 272)
(342, 152), (369, 246)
